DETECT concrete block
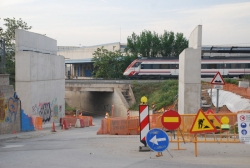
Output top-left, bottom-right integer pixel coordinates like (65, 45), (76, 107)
(179, 48), (201, 84)
(15, 51), (31, 81)
(178, 83), (201, 114)
(239, 81), (249, 88)
(30, 52), (38, 81)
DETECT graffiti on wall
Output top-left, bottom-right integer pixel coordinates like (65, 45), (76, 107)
(0, 98), (7, 122)
(39, 103), (51, 122)
(7, 97), (18, 122)
(0, 95), (19, 123)
(32, 98), (62, 123)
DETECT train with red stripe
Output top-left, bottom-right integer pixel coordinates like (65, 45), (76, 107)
(123, 56), (250, 79)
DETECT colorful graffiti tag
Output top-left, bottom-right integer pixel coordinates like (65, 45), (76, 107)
(39, 102), (51, 122)
(8, 97), (19, 122)
(0, 98), (6, 122)
(32, 98), (62, 123)
(0, 96), (19, 123)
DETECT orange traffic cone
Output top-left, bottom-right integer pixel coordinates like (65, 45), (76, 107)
(51, 122), (56, 132)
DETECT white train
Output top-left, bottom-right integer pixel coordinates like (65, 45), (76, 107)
(123, 57), (250, 78)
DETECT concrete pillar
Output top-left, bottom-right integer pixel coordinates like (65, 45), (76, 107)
(178, 25), (202, 114)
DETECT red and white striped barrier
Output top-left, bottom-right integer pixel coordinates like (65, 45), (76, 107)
(139, 105), (150, 146)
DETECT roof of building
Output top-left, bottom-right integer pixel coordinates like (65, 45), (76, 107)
(65, 58), (94, 64)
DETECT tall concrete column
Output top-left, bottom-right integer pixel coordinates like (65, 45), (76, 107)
(178, 25), (202, 114)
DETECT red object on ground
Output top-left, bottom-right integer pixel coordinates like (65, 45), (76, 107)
(51, 122), (56, 132)
(63, 120), (69, 130)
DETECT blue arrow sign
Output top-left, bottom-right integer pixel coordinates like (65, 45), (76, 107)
(146, 128), (169, 152)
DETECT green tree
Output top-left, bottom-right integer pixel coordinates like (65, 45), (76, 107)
(92, 47), (136, 79)
(0, 17), (32, 86)
(159, 31), (175, 57)
(126, 30), (160, 57)
(125, 30), (188, 57)
(172, 32), (189, 57)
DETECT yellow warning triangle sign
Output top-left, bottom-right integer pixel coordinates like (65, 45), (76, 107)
(190, 109), (217, 133)
(206, 109), (222, 130)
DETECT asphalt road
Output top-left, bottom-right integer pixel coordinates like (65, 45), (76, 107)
(0, 116), (250, 168)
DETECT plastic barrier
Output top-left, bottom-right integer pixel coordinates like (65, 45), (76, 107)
(97, 118), (110, 134)
(34, 117), (43, 130)
(78, 116), (90, 127)
(62, 119), (69, 130)
(80, 119), (85, 128)
(64, 115), (94, 127)
(63, 117), (77, 127)
(21, 110), (35, 132)
(97, 112), (239, 143)
(97, 117), (139, 135)
(75, 119), (81, 128)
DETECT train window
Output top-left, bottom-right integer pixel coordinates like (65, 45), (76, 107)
(246, 63), (250, 68)
(170, 64), (178, 69)
(225, 64), (231, 68)
(239, 64), (244, 69)
(217, 64), (225, 69)
(152, 64), (160, 69)
(141, 64), (152, 69)
(160, 64), (170, 69)
(208, 64), (217, 69)
(238, 63), (250, 69)
(231, 63), (239, 69)
(132, 62), (141, 67)
(201, 64), (207, 69)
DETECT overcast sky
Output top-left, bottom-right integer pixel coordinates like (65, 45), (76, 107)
(1, 0), (250, 47)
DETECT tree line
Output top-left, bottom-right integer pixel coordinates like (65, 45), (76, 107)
(93, 30), (188, 79)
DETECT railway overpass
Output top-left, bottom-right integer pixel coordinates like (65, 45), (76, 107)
(65, 80), (137, 117)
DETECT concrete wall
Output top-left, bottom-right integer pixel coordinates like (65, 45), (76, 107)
(15, 29), (65, 127)
(0, 74), (21, 134)
(58, 42), (121, 59)
(178, 25), (202, 114)
(15, 29), (57, 55)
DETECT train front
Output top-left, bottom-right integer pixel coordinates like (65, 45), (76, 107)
(123, 59), (140, 77)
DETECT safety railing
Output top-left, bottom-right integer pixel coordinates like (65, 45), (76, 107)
(97, 113), (240, 144)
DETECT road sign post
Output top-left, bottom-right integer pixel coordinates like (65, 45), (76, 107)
(146, 128), (169, 152)
(139, 96), (150, 151)
(210, 72), (225, 113)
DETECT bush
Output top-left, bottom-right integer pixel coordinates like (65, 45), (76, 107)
(130, 80), (178, 110)
(224, 78), (238, 85)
